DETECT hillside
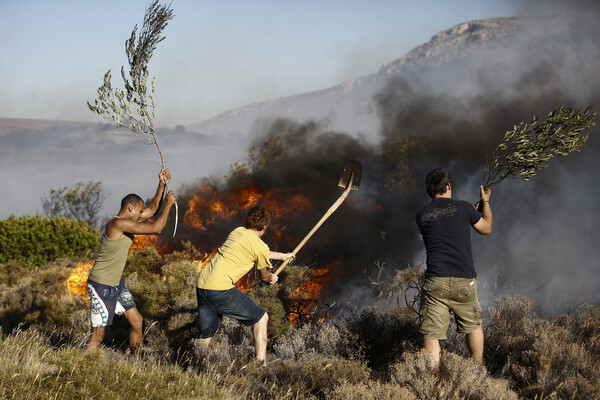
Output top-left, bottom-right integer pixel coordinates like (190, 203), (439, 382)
(186, 17), (531, 139)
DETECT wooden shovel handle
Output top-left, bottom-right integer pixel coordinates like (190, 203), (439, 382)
(274, 183), (353, 276)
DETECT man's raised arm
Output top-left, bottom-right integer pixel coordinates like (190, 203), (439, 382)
(473, 186), (492, 235)
(140, 168), (170, 220)
(117, 191), (177, 235)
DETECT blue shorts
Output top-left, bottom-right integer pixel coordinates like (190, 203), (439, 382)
(87, 279), (136, 328)
(196, 287), (265, 338)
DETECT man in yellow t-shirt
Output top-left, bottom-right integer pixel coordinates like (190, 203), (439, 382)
(196, 206), (293, 365)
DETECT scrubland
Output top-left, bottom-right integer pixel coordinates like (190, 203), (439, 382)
(1, 246), (599, 399)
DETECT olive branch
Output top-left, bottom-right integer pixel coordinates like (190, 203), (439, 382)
(484, 106), (597, 189)
(87, 1), (178, 236)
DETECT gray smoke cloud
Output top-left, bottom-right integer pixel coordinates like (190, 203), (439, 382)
(370, 12), (600, 313)
(194, 11), (600, 315)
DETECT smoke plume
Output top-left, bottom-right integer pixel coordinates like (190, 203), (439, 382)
(170, 12), (600, 316)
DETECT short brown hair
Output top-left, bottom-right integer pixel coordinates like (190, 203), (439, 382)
(245, 206), (272, 230)
(425, 169), (452, 198)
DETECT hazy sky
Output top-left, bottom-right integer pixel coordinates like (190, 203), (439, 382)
(0, 0), (527, 128)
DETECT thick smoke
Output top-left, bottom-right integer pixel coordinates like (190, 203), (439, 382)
(372, 12), (600, 313)
(173, 12), (600, 316)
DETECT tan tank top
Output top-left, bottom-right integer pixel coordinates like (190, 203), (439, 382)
(87, 218), (134, 286)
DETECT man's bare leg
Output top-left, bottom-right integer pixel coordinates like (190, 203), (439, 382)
(123, 307), (144, 357)
(197, 337), (213, 349)
(252, 313), (269, 366)
(424, 339), (441, 369)
(86, 327), (106, 351)
(466, 326), (484, 365)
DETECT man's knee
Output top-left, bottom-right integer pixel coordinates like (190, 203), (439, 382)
(253, 312), (268, 331)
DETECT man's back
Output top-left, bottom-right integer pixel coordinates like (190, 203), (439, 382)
(416, 197), (481, 278)
(197, 227), (271, 290)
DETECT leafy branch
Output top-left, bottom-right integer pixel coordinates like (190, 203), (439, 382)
(87, 1), (178, 235)
(484, 106), (596, 189)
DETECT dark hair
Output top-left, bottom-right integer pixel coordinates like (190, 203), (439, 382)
(245, 206), (272, 231)
(121, 193), (144, 210)
(425, 169), (452, 198)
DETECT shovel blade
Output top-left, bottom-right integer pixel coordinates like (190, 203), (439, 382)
(338, 160), (362, 190)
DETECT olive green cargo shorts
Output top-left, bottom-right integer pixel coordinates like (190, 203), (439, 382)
(419, 276), (483, 340)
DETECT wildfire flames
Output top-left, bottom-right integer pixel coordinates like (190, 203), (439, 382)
(66, 260), (94, 301)
(288, 263), (337, 325)
(66, 181), (337, 324)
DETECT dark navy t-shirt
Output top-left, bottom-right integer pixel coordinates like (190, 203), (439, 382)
(416, 198), (481, 278)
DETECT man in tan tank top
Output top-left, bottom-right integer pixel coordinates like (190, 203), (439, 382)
(86, 168), (176, 356)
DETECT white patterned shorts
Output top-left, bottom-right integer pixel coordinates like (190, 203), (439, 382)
(87, 279), (136, 327)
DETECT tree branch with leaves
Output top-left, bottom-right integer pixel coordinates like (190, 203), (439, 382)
(87, 1), (178, 235)
(483, 106), (597, 189)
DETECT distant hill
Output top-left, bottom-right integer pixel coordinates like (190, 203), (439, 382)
(0, 118), (245, 219)
(187, 17), (530, 139)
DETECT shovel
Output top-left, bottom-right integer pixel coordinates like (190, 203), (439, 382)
(274, 160), (362, 276)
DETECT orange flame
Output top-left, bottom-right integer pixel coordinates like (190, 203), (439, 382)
(183, 183), (312, 232)
(288, 262), (337, 325)
(130, 234), (173, 253)
(65, 182), (336, 324)
(66, 260), (94, 300)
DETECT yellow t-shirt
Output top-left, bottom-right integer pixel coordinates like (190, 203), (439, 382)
(197, 227), (272, 290)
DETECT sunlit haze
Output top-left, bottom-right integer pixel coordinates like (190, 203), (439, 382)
(1, 0), (524, 127)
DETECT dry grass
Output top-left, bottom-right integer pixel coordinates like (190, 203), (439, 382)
(0, 328), (226, 400)
(2, 252), (600, 399)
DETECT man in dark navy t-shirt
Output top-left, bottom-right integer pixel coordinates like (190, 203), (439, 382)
(416, 169), (492, 368)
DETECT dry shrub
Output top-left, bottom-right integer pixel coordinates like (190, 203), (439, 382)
(486, 296), (600, 399)
(341, 306), (420, 376)
(554, 304), (600, 360)
(191, 317), (255, 373)
(273, 322), (344, 360)
(329, 379), (418, 400)
(0, 260), (29, 286)
(392, 349), (518, 400)
(242, 356), (370, 399)
(0, 263), (88, 339)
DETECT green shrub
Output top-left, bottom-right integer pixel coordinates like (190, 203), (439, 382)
(248, 282), (292, 338)
(0, 215), (99, 268)
(124, 249), (197, 320)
